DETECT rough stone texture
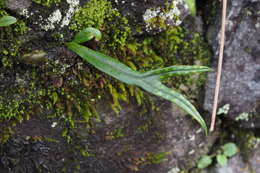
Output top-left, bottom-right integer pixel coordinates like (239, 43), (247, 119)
(0, 100), (218, 173)
(204, 0), (260, 128)
(6, 0), (31, 13)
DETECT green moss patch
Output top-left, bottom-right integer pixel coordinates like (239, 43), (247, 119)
(0, 10), (28, 67)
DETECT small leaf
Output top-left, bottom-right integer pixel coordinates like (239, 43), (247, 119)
(0, 16), (17, 27)
(185, 0), (196, 16)
(222, 143), (238, 157)
(52, 92), (59, 104)
(197, 156), (212, 169)
(72, 27), (102, 43)
(217, 154), (228, 166)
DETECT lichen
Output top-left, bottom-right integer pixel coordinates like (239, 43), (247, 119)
(33, 0), (61, 7)
(235, 112), (252, 121)
(143, 0), (187, 32)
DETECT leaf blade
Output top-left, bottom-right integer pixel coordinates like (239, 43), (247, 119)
(0, 16), (17, 27)
(197, 155), (212, 169)
(217, 154), (228, 166)
(222, 143), (238, 157)
(142, 65), (212, 80)
(66, 42), (140, 84)
(140, 81), (207, 133)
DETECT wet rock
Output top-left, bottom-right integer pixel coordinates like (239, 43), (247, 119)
(203, 0), (260, 128)
(63, 100), (218, 173)
(6, 0), (32, 14)
(0, 137), (51, 173)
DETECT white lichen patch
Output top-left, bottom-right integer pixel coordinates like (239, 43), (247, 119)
(235, 112), (252, 121)
(60, 0), (80, 27)
(143, 0), (187, 31)
(51, 122), (58, 128)
(40, 0), (80, 31)
(41, 9), (62, 31)
(167, 167), (180, 173)
(217, 104), (230, 115)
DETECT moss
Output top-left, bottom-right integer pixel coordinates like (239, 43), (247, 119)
(0, 0), (210, 145)
(70, 0), (131, 49)
(0, 0), (5, 9)
(0, 10), (28, 67)
(33, 0), (60, 7)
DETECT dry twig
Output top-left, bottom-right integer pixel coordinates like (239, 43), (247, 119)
(210, 0), (228, 131)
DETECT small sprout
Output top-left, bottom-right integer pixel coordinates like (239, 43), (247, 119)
(0, 16), (17, 27)
(222, 143), (238, 157)
(197, 155), (212, 169)
(72, 27), (102, 43)
(197, 142), (238, 169)
(216, 154), (227, 166)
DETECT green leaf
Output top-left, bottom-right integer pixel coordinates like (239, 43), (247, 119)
(0, 16), (17, 27)
(142, 65), (212, 80)
(197, 155), (212, 169)
(66, 28), (211, 134)
(217, 154), (228, 166)
(185, 0), (196, 16)
(72, 27), (102, 43)
(222, 143), (238, 157)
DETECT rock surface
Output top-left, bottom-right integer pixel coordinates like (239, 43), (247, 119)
(0, 0), (217, 172)
(0, 100), (219, 173)
(204, 0), (260, 128)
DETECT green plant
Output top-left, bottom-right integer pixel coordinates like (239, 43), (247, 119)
(185, 0), (196, 16)
(197, 142), (239, 169)
(66, 27), (211, 133)
(0, 16), (17, 27)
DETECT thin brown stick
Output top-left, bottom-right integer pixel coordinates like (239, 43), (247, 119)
(210, 0), (227, 132)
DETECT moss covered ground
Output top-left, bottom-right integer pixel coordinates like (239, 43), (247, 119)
(0, 0), (211, 144)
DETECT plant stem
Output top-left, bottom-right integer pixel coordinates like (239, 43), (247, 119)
(210, 0), (227, 132)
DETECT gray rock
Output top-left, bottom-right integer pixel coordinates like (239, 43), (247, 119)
(6, 0), (32, 13)
(204, 0), (260, 128)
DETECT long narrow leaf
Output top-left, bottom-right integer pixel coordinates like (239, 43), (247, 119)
(139, 81), (207, 131)
(142, 65), (212, 80)
(66, 28), (210, 134)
